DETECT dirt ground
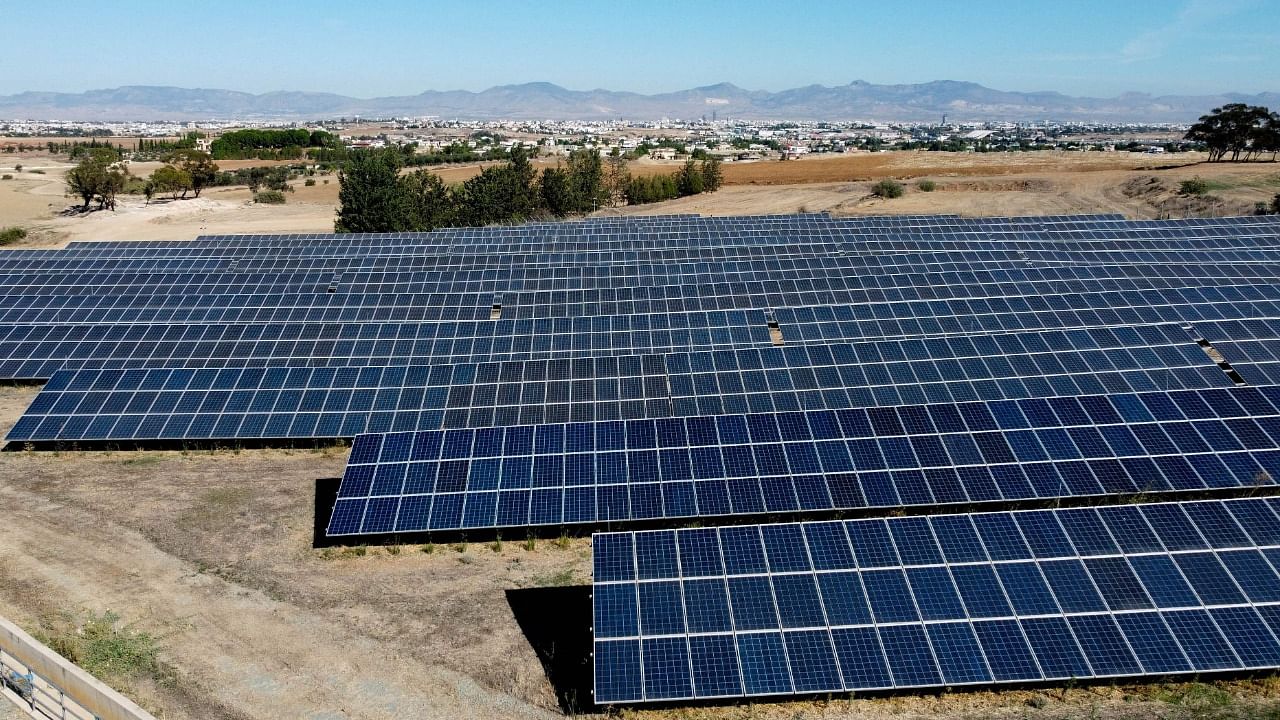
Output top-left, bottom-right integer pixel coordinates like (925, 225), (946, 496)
(4, 150), (1280, 718)
(2, 151), (1278, 248)
(1, 384), (1280, 720)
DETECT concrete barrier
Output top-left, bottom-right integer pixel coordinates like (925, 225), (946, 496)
(0, 615), (156, 720)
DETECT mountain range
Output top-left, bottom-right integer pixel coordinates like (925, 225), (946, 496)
(1, 81), (1276, 123)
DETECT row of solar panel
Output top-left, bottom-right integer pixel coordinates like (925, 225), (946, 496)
(9, 249), (1255, 297)
(591, 499), (1280, 702)
(324, 387), (1280, 535)
(0, 300), (1270, 382)
(6, 263), (1279, 324)
(8, 324), (1237, 441)
(7, 238), (1280, 280)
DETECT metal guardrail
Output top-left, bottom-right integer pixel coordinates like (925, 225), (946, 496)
(1, 644), (96, 720)
(0, 616), (156, 720)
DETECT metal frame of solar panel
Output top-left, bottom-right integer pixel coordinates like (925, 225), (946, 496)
(591, 497), (1280, 703)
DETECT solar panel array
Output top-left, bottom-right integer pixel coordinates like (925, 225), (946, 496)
(593, 499), (1280, 701)
(8, 212), (1280, 707)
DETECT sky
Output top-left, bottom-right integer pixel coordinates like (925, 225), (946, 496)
(4, 0), (1278, 98)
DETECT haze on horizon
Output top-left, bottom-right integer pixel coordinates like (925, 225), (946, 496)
(5, 0), (1278, 99)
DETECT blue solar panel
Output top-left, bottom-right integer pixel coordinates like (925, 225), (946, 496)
(592, 498), (1280, 703)
(326, 386), (1280, 536)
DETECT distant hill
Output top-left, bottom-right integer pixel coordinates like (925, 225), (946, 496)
(1, 80), (1277, 122)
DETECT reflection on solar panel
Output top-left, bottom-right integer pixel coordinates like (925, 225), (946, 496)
(326, 386), (1280, 536)
(592, 498), (1280, 703)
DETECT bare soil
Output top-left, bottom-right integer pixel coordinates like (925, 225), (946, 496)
(2, 152), (1278, 247)
(1, 388), (1280, 719)
(4, 151), (1280, 718)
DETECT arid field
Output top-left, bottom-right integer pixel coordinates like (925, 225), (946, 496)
(2, 151), (1279, 247)
(3, 150), (1280, 719)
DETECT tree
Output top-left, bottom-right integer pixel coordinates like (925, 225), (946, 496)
(700, 157), (724, 192)
(605, 151), (630, 207)
(150, 165), (191, 199)
(400, 169), (454, 230)
(335, 149), (410, 233)
(565, 149), (606, 212)
(1185, 104), (1273, 162)
(1254, 111), (1280, 162)
(64, 148), (128, 211)
(677, 160), (705, 196)
(163, 149), (218, 197)
(539, 166), (574, 217)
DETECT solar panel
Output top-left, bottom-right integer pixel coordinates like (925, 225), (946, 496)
(325, 386), (1280, 536)
(592, 498), (1280, 703)
(12, 321), (1241, 443)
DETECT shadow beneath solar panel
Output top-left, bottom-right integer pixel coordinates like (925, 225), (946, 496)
(3, 438), (354, 452)
(505, 585), (594, 715)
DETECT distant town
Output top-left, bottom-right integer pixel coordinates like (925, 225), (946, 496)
(1, 117), (1199, 159)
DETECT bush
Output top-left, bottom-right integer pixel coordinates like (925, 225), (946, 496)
(13, 164), (22, 172)
(27, 169), (45, 175)
(304, 178), (316, 186)
(253, 190), (287, 204)
(0, 227), (27, 245)
(1, 174), (11, 180)
(871, 179), (905, 199)
(1179, 177), (1210, 196)
(916, 179), (936, 192)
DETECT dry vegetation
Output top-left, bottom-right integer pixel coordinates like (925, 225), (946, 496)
(2, 387), (1280, 719)
(1, 150), (1279, 247)
(3, 149), (1280, 717)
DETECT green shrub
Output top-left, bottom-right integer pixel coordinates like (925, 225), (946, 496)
(916, 179), (936, 192)
(304, 178), (316, 187)
(1179, 177), (1210, 196)
(253, 190), (286, 204)
(0, 227), (27, 245)
(871, 179), (905, 199)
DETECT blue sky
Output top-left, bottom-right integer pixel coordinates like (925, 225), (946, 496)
(5, 0), (1277, 97)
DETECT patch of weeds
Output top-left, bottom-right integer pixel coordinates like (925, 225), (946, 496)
(457, 555), (474, 565)
(453, 541), (468, 553)
(1180, 177), (1211, 196)
(385, 544), (401, 556)
(118, 453), (162, 466)
(916, 179), (937, 192)
(317, 547), (339, 560)
(490, 535), (504, 553)
(552, 532), (571, 550)
(1156, 682), (1233, 708)
(871, 179), (904, 199)
(0, 227), (26, 245)
(533, 568), (577, 587)
(342, 545), (367, 558)
(523, 535), (536, 551)
(34, 611), (173, 690)
(421, 542), (435, 554)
